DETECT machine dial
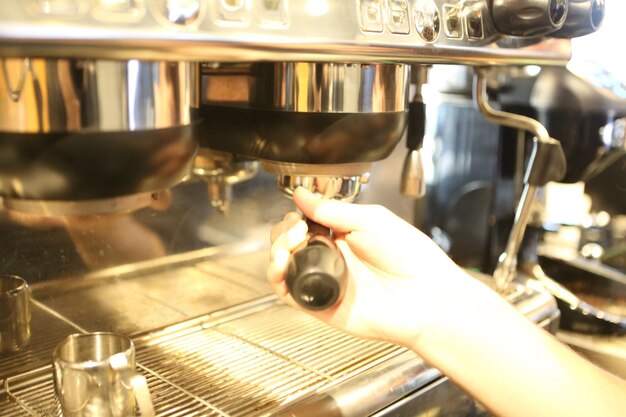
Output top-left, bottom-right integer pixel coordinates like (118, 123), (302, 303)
(414, 0), (440, 42)
(551, 0), (605, 38)
(491, 0), (568, 37)
(152, 0), (202, 25)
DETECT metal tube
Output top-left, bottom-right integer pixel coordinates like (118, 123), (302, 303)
(474, 68), (551, 144)
(493, 183), (538, 290)
(473, 68), (550, 292)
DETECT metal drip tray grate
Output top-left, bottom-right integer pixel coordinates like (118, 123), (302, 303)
(213, 305), (402, 380)
(2, 366), (220, 417)
(1, 302), (405, 417)
(0, 248), (409, 417)
(0, 303), (79, 381)
(135, 303), (404, 416)
(0, 393), (31, 417)
(2, 250), (551, 416)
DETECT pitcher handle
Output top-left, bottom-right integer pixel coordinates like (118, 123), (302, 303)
(118, 367), (155, 417)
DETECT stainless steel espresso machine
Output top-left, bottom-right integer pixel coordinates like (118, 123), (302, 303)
(0, 1), (607, 416)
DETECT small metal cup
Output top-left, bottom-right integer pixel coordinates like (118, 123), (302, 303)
(0, 275), (31, 353)
(53, 333), (155, 417)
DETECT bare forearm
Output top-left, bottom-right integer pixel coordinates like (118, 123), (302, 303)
(412, 273), (626, 417)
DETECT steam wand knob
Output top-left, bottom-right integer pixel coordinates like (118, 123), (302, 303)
(491, 0), (569, 37)
(551, 0), (605, 38)
(285, 219), (347, 311)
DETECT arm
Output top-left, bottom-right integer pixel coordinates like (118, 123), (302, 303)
(268, 188), (626, 417)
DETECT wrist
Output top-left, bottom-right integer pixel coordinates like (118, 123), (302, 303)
(407, 268), (503, 353)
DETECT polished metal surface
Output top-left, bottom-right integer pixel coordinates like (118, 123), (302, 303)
(0, 1), (572, 66)
(197, 62), (410, 166)
(400, 65), (428, 199)
(0, 57), (196, 201)
(246, 63), (410, 113)
(261, 161), (373, 177)
(32, 265), (266, 336)
(2, 193), (155, 216)
(369, 377), (477, 417)
(400, 149), (426, 198)
(275, 174), (366, 203)
(53, 332), (154, 417)
(0, 275), (31, 353)
(0, 58), (190, 133)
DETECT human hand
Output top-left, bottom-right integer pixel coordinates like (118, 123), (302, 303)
(268, 187), (470, 348)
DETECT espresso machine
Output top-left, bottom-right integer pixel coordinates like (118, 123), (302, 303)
(0, 0), (607, 416)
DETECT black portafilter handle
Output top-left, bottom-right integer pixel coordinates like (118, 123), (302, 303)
(285, 220), (347, 311)
(490, 0), (569, 37)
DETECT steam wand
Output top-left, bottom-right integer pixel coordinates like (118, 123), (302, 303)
(473, 68), (567, 292)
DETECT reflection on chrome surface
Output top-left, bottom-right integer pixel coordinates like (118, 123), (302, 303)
(0, 174), (288, 282)
(0, 58), (190, 133)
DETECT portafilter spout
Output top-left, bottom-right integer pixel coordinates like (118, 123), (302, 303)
(192, 149), (259, 213)
(401, 65), (430, 199)
(263, 162), (370, 310)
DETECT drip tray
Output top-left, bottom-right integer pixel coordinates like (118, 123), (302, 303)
(3, 365), (217, 417)
(135, 303), (403, 417)
(0, 249), (557, 416)
(0, 249), (415, 417)
(1, 302), (406, 417)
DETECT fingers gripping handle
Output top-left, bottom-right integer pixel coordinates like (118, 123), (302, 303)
(286, 221), (347, 311)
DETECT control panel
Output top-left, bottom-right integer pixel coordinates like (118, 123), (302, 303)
(0, 0), (596, 65)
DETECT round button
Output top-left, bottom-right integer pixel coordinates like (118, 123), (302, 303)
(549, 0), (568, 26)
(152, 0), (201, 25)
(591, 0), (606, 29)
(414, 0), (440, 42)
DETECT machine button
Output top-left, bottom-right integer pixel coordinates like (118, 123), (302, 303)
(260, 0), (288, 27)
(152, 0), (202, 25)
(387, 0), (410, 35)
(262, 0), (281, 11)
(216, 0), (251, 24)
(359, 0), (384, 33)
(443, 3), (462, 39)
(414, 0), (440, 42)
(93, 0), (145, 22)
(30, 0), (88, 16)
(466, 7), (484, 40)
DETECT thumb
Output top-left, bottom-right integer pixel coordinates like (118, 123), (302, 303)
(293, 187), (381, 233)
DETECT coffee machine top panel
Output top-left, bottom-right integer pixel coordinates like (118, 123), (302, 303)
(0, 0), (572, 65)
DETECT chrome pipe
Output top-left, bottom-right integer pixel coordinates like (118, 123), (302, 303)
(474, 68), (550, 292)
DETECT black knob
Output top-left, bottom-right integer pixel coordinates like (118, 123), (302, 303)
(491, 0), (569, 37)
(551, 0), (605, 38)
(286, 240), (347, 311)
